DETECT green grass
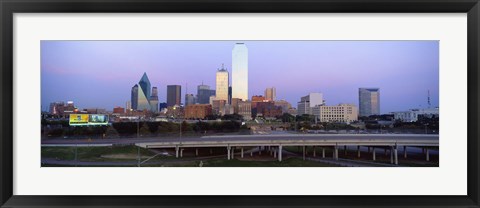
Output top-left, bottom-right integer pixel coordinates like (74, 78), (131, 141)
(41, 145), (155, 162)
(201, 157), (339, 167)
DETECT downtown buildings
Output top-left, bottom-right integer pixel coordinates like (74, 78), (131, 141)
(130, 73), (159, 112)
(167, 85), (182, 107)
(215, 64), (229, 104)
(359, 88), (380, 117)
(313, 104), (358, 124)
(265, 87), (276, 101)
(197, 84), (215, 104)
(392, 108), (439, 122)
(296, 92), (358, 124)
(297, 93), (324, 115)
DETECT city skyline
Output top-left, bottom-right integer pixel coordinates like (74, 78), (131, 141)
(41, 41), (439, 113)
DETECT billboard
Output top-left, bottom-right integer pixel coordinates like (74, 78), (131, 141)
(69, 114), (89, 125)
(69, 114), (109, 126)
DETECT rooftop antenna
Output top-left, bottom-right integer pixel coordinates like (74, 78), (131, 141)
(428, 90), (431, 109)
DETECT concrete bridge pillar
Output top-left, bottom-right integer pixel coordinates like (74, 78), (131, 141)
(180, 149), (184, 158)
(303, 146), (306, 160)
(372, 147), (376, 161)
(357, 146), (361, 158)
(403, 146), (407, 158)
(426, 148), (430, 161)
(175, 146), (179, 158)
(250, 151), (253, 157)
(390, 146), (393, 164)
(195, 148), (198, 156)
(241, 148), (244, 158)
(259, 146), (262, 155)
(278, 145), (283, 162)
(335, 146), (339, 160)
(394, 146), (398, 165)
(322, 148), (325, 158)
(273, 148), (277, 158)
(227, 146), (231, 160)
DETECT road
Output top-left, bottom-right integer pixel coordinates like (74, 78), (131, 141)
(42, 134), (438, 147)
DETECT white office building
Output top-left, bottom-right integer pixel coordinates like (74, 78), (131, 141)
(297, 93), (324, 115)
(313, 104), (358, 124)
(392, 108), (439, 122)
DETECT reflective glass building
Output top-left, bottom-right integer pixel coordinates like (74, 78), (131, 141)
(232, 43), (248, 101)
(167, 85), (182, 107)
(131, 73), (158, 112)
(197, 84), (216, 104)
(359, 88), (380, 117)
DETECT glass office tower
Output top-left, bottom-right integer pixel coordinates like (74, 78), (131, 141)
(131, 72), (156, 111)
(167, 85), (182, 107)
(359, 88), (380, 117)
(232, 43), (248, 101)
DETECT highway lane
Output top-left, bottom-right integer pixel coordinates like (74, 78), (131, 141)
(41, 134), (439, 147)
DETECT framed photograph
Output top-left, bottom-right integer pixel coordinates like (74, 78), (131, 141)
(1, 0), (479, 207)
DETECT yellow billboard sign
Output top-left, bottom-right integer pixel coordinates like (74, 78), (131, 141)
(69, 114), (89, 125)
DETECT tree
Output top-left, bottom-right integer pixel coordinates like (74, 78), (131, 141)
(139, 122), (151, 137)
(104, 125), (119, 138)
(280, 113), (295, 123)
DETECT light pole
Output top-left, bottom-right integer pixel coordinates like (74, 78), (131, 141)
(137, 118), (140, 167)
(294, 116), (297, 132)
(137, 118), (140, 138)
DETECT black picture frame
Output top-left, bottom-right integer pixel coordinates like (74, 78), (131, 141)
(1, 0), (479, 207)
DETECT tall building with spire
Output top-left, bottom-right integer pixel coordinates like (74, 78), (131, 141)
(216, 64), (229, 103)
(232, 43), (248, 101)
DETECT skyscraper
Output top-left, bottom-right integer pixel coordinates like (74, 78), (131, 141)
(167, 85), (182, 107)
(185, 94), (196, 106)
(150, 87), (159, 112)
(215, 64), (229, 103)
(197, 84), (216, 104)
(265, 87), (276, 101)
(359, 88), (380, 117)
(130, 73), (157, 111)
(232, 43), (248, 100)
(131, 84), (138, 110)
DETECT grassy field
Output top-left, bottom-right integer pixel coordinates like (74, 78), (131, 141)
(200, 157), (338, 167)
(41, 145), (155, 162)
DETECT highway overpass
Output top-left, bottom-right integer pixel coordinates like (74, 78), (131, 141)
(134, 134), (439, 165)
